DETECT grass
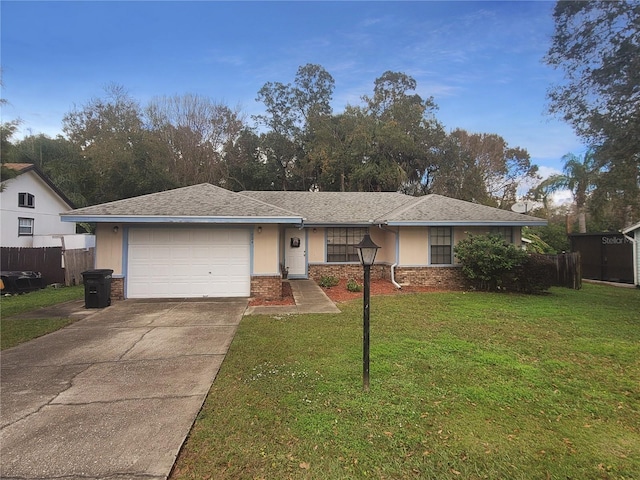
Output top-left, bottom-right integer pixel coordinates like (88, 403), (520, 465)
(1, 285), (84, 350)
(171, 284), (640, 480)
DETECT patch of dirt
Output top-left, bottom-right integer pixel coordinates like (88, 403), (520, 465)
(321, 279), (449, 303)
(248, 282), (295, 306)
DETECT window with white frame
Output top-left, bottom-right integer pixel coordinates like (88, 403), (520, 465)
(18, 218), (34, 236)
(490, 226), (513, 243)
(430, 227), (452, 265)
(326, 227), (368, 262)
(18, 192), (35, 208)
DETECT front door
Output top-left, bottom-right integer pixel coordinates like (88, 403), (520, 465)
(285, 228), (307, 278)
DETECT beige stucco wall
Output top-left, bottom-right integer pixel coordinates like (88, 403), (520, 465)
(253, 225), (279, 275)
(307, 227), (326, 263)
(95, 223), (123, 274)
(399, 227), (429, 266)
(370, 227), (396, 264)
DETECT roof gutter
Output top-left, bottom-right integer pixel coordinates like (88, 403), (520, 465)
(60, 215), (304, 224)
(386, 220), (547, 227)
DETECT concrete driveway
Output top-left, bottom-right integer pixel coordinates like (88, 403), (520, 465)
(0, 298), (247, 480)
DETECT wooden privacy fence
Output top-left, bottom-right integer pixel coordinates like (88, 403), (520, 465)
(1, 247), (95, 286)
(543, 252), (582, 289)
(63, 248), (95, 286)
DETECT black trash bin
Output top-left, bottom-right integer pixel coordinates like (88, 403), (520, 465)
(82, 269), (113, 308)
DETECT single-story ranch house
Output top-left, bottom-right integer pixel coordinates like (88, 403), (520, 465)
(61, 184), (546, 301)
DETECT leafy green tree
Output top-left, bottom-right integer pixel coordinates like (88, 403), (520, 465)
(588, 145), (640, 229)
(221, 129), (274, 191)
(525, 218), (571, 254)
(451, 129), (537, 208)
(0, 122), (20, 191)
(545, 1), (640, 225)
(146, 93), (245, 187)
(362, 71), (444, 193)
(63, 84), (175, 204)
(546, 1), (639, 145)
(255, 64), (335, 190)
(1, 120), (19, 164)
(532, 150), (600, 233)
(7, 133), (91, 206)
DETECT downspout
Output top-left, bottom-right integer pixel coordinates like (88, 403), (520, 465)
(377, 224), (402, 289)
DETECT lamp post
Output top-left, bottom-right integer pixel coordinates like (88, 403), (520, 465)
(355, 233), (380, 392)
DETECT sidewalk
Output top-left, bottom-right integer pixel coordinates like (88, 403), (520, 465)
(244, 279), (340, 315)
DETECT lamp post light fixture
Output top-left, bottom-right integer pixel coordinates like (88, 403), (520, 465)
(355, 233), (380, 392)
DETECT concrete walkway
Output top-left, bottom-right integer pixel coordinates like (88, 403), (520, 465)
(244, 279), (340, 315)
(1, 298), (247, 480)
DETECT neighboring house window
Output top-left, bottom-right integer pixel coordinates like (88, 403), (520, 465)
(491, 227), (513, 243)
(18, 192), (35, 208)
(430, 227), (452, 265)
(326, 227), (368, 262)
(18, 218), (34, 236)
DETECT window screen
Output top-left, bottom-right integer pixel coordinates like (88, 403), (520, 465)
(18, 192), (35, 208)
(430, 227), (452, 264)
(326, 227), (368, 262)
(18, 218), (34, 236)
(490, 227), (513, 244)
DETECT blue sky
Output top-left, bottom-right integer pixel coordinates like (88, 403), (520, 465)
(2, 1), (583, 183)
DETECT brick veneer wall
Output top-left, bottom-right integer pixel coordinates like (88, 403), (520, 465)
(110, 277), (125, 301)
(394, 266), (469, 290)
(309, 263), (469, 290)
(251, 276), (282, 300)
(309, 264), (390, 281)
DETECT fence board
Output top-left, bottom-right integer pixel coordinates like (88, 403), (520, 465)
(63, 248), (95, 286)
(544, 252), (582, 289)
(1, 247), (95, 286)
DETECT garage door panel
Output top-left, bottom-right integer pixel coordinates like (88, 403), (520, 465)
(128, 227), (251, 298)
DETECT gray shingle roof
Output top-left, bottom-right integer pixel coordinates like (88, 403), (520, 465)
(62, 184), (302, 220)
(381, 194), (546, 225)
(241, 191), (414, 224)
(62, 184), (546, 227)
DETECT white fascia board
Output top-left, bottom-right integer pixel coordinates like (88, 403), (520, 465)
(302, 222), (377, 228)
(386, 220), (548, 227)
(622, 222), (640, 235)
(60, 215), (303, 224)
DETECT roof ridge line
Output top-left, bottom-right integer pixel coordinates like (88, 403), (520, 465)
(235, 191), (304, 218)
(375, 194), (432, 222)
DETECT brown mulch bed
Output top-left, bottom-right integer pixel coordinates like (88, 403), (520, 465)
(248, 279), (450, 307)
(321, 279), (449, 303)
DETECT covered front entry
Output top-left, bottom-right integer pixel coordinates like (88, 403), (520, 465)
(127, 227), (251, 298)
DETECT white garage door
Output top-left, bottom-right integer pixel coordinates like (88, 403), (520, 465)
(127, 227), (251, 298)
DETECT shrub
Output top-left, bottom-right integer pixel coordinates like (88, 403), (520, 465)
(511, 254), (556, 294)
(319, 276), (340, 288)
(454, 234), (528, 291)
(346, 279), (362, 292)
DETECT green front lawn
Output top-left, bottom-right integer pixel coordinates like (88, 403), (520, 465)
(171, 284), (640, 480)
(1, 285), (84, 350)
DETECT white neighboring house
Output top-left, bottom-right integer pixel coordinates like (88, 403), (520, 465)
(1, 163), (91, 248)
(622, 221), (640, 287)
